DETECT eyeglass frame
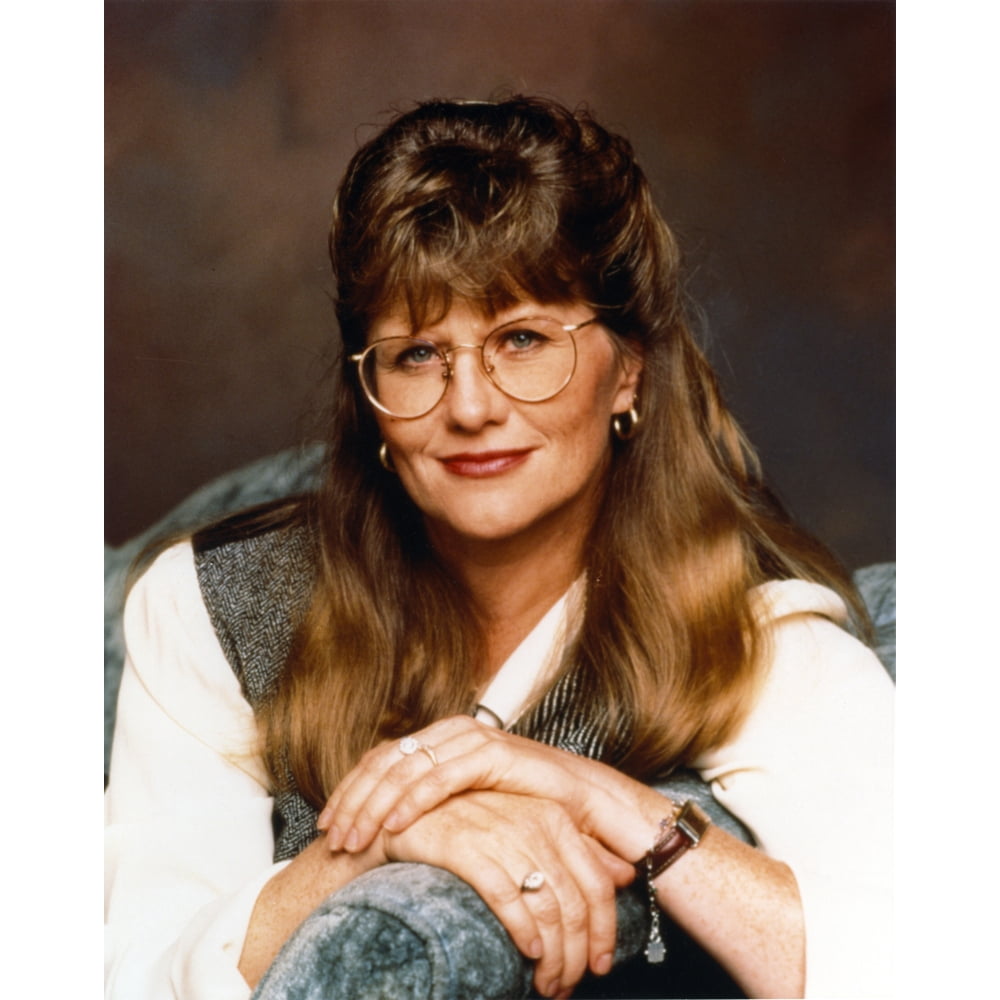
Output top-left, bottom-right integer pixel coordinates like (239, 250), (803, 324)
(349, 315), (601, 419)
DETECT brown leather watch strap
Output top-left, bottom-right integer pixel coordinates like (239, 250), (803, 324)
(647, 822), (693, 879)
(636, 800), (712, 880)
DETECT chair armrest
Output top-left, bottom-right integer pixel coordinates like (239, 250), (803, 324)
(252, 779), (752, 1000)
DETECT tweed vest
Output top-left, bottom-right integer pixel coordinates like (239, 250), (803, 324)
(193, 515), (625, 863)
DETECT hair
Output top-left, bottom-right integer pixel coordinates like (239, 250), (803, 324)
(260, 96), (867, 807)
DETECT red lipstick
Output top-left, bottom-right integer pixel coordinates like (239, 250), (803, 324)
(440, 450), (532, 478)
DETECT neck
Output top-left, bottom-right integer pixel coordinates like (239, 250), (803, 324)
(428, 517), (590, 680)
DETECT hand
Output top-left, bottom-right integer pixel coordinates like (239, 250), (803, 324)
(319, 717), (810, 998)
(318, 716), (642, 860)
(376, 788), (633, 998)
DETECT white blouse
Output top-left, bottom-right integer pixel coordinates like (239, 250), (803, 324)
(105, 540), (893, 999)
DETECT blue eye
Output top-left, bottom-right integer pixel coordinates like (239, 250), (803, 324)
(511, 330), (540, 348)
(401, 344), (435, 363)
(495, 328), (547, 353)
(385, 340), (440, 370)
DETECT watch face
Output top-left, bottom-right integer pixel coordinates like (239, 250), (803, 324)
(677, 801), (711, 844)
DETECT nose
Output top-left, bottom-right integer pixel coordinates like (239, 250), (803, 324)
(440, 344), (508, 428)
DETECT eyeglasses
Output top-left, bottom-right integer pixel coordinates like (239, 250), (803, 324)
(350, 315), (599, 419)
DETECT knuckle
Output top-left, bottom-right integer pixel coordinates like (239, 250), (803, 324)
(531, 894), (562, 925)
(582, 869), (615, 904)
(479, 873), (523, 910)
(383, 763), (414, 789)
(358, 745), (387, 770)
(561, 899), (589, 935)
(495, 884), (528, 911)
(422, 765), (450, 792)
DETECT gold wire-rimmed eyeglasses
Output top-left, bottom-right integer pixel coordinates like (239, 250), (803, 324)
(349, 315), (600, 419)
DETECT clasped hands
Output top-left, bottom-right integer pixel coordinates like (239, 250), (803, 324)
(316, 716), (649, 999)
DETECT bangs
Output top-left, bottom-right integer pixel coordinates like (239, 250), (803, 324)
(331, 97), (664, 346)
(368, 238), (586, 335)
(336, 137), (593, 339)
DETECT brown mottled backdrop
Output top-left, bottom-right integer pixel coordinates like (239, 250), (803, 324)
(105, 0), (894, 570)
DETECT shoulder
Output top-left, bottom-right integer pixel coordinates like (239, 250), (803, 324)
(191, 504), (320, 704)
(124, 537), (211, 647)
(121, 539), (260, 763)
(749, 577), (849, 628)
(747, 578), (893, 702)
(699, 579), (893, 774)
(695, 578), (893, 853)
(192, 503), (317, 588)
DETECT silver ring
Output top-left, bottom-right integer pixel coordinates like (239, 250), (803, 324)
(521, 871), (546, 892)
(399, 736), (438, 766)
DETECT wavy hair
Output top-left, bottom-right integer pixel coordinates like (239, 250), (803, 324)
(261, 96), (865, 806)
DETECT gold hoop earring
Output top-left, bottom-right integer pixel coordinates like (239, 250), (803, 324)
(378, 442), (396, 473)
(612, 405), (641, 441)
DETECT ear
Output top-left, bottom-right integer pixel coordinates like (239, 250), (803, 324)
(611, 342), (644, 414)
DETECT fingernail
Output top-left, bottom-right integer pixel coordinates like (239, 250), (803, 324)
(383, 810), (400, 831)
(594, 951), (613, 975)
(545, 980), (561, 998)
(529, 937), (543, 960)
(345, 828), (361, 852)
(325, 826), (342, 850)
(316, 806), (332, 830)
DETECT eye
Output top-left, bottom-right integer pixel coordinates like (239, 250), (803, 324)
(493, 326), (550, 356)
(383, 340), (440, 370)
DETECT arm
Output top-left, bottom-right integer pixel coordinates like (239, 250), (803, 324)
(108, 543), (631, 1000)
(695, 601), (894, 998)
(242, 787), (635, 997)
(321, 721), (804, 997)
(321, 589), (893, 998)
(107, 543), (424, 998)
(105, 541), (280, 1000)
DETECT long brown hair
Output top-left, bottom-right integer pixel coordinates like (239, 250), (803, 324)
(261, 96), (865, 806)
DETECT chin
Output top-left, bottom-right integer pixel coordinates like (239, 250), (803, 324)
(447, 517), (533, 543)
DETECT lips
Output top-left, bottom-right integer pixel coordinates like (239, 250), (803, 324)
(440, 449), (532, 478)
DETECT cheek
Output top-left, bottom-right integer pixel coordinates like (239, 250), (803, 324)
(559, 365), (622, 439)
(376, 416), (419, 456)
(543, 396), (615, 474)
(377, 419), (439, 496)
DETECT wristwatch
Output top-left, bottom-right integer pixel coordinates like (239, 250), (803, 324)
(643, 800), (712, 879)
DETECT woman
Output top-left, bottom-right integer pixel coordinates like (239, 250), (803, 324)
(105, 96), (892, 999)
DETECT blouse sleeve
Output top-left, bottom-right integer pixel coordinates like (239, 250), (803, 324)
(104, 540), (290, 1000)
(694, 580), (894, 999)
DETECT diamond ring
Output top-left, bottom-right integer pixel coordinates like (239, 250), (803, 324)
(521, 871), (546, 892)
(399, 736), (439, 766)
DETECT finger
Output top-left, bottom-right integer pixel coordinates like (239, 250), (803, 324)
(454, 831), (572, 997)
(519, 845), (594, 997)
(332, 750), (441, 852)
(324, 719), (493, 849)
(522, 877), (569, 998)
(319, 740), (403, 846)
(586, 837), (638, 889)
(458, 856), (546, 969)
(381, 733), (568, 833)
(335, 725), (503, 844)
(578, 838), (626, 976)
(380, 744), (509, 832)
(539, 828), (621, 987)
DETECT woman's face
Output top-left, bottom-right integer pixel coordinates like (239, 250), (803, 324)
(368, 298), (641, 554)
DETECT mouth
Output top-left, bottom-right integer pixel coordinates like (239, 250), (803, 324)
(439, 449), (533, 478)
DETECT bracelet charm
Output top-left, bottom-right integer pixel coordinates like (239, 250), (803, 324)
(639, 800), (712, 965)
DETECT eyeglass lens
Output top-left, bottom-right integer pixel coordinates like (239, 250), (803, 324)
(357, 317), (580, 418)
